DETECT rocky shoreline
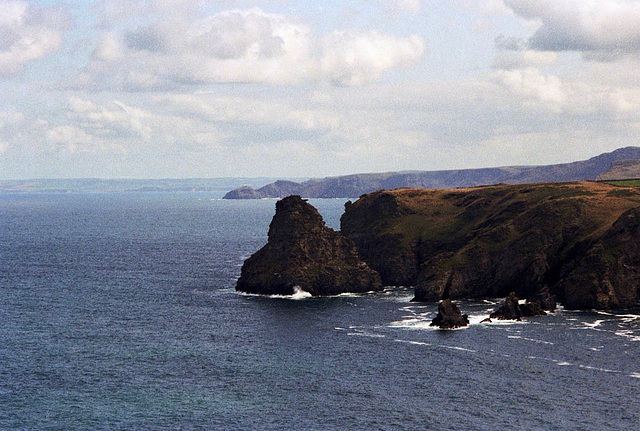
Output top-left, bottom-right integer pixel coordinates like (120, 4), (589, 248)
(236, 182), (640, 313)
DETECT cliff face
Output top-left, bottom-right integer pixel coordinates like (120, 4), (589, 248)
(341, 182), (640, 310)
(236, 196), (382, 296)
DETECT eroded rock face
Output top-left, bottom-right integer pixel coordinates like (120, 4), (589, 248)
(556, 207), (640, 309)
(430, 299), (469, 329)
(236, 196), (382, 296)
(341, 182), (640, 310)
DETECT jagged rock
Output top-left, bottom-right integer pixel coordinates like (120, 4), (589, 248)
(236, 196), (382, 296)
(430, 299), (469, 329)
(490, 293), (523, 321)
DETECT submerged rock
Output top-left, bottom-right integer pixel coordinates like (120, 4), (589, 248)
(236, 196), (382, 296)
(520, 301), (547, 317)
(430, 299), (469, 329)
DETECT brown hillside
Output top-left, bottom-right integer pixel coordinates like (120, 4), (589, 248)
(597, 159), (640, 181)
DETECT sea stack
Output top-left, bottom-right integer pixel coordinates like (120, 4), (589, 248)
(430, 299), (469, 329)
(236, 196), (382, 296)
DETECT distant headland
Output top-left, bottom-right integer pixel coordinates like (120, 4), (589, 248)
(224, 146), (640, 199)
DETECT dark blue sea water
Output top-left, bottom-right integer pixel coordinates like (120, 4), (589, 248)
(2, 193), (640, 430)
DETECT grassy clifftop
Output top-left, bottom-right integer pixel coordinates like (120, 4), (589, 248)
(341, 182), (640, 309)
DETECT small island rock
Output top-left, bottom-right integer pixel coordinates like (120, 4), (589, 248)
(431, 299), (469, 329)
(236, 196), (382, 296)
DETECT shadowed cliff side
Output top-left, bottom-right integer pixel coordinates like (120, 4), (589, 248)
(341, 182), (640, 310)
(236, 196), (382, 296)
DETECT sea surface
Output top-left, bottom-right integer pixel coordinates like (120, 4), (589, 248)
(1, 192), (639, 430)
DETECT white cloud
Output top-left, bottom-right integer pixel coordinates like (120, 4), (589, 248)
(85, 8), (425, 89)
(493, 50), (558, 69)
(0, 108), (24, 153)
(492, 67), (566, 111)
(321, 30), (426, 86)
(47, 125), (94, 153)
(395, 0), (422, 14)
(504, 0), (640, 55)
(0, 0), (67, 76)
(67, 97), (154, 140)
(492, 65), (640, 117)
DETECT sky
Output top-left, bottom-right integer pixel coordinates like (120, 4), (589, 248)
(1, 0), (640, 179)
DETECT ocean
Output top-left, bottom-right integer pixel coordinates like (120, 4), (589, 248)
(1, 192), (639, 430)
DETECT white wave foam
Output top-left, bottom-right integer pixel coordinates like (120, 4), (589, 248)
(615, 330), (640, 342)
(578, 365), (621, 374)
(290, 286), (313, 299)
(440, 345), (477, 353)
(468, 314), (492, 325)
(393, 339), (433, 347)
(388, 318), (435, 330)
(236, 286), (312, 300)
(346, 326), (385, 338)
(481, 319), (528, 326)
(507, 335), (554, 345)
(347, 332), (386, 338)
(629, 372), (640, 379)
(582, 320), (605, 328)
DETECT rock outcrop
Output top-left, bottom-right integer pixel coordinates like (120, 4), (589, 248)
(430, 299), (469, 329)
(341, 182), (640, 310)
(490, 293), (524, 321)
(236, 195), (382, 296)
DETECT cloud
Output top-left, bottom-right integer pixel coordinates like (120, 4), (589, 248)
(84, 8), (425, 89)
(321, 30), (425, 86)
(0, 0), (68, 76)
(47, 125), (94, 153)
(0, 109), (24, 152)
(492, 49), (557, 69)
(504, 0), (640, 55)
(67, 97), (153, 140)
(492, 67), (566, 111)
(395, 0), (422, 14)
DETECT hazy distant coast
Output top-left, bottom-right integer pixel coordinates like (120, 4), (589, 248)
(224, 147), (640, 199)
(0, 178), (293, 195)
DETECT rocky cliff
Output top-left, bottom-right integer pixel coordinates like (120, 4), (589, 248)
(341, 182), (640, 310)
(224, 147), (640, 199)
(236, 195), (382, 296)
